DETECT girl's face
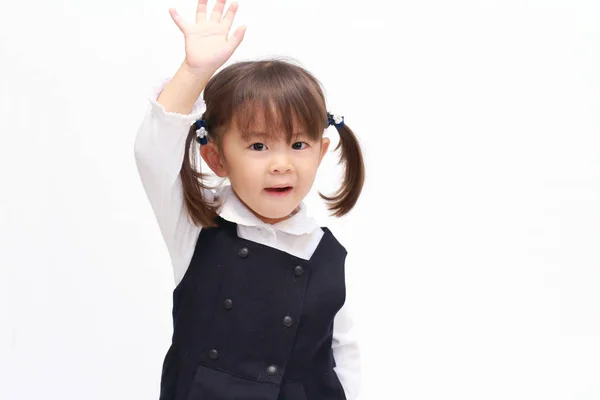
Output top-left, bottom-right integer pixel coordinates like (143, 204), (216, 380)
(203, 117), (330, 224)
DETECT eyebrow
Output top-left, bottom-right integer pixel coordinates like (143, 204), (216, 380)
(243, 131), (270, 138)
(241, 131), (308, 141)
(240, 132), (270, 143)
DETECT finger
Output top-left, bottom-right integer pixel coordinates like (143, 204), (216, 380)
(195, 0), (208, 24)
(221, 1), (239, 33)
(227, 25), (246, 52)
(209, 0), (227, 22)
(169, 8), (187, 33)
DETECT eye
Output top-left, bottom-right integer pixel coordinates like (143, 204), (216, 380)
(292, 142), (308, 150)
(250, 143), (267, 151)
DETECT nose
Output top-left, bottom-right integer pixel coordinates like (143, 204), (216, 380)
(269, 151), (293, 173)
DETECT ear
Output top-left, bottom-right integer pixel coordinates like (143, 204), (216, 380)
(318, 137), (330, 165)
(200, 142), (228, 177)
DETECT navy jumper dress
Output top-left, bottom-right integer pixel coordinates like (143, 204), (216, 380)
(159, 217), (348, 400)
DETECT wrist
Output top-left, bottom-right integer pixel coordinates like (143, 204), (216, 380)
(179, 61), (215, 86)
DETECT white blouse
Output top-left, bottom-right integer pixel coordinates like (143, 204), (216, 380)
(133, 79), (361, 399)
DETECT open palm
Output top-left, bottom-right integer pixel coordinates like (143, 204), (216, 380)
(169, 0), (246, 76)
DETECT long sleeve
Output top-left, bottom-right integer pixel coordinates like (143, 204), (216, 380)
(332, 296), (362, 400)
(133, 79), (206, 285)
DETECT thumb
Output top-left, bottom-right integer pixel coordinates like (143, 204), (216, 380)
(169, 8), (187, 34)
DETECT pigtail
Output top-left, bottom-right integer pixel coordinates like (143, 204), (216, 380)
(180, 123), (221, 228)
(319, 123), (365, 217)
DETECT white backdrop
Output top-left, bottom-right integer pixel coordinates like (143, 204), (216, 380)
(1, 0), (599, 399)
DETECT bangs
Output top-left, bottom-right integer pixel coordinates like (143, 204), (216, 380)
(226, 62), (327, 143)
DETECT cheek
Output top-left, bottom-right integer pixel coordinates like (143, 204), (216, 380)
(227, 153), (263, 182)
(298, 150), (322, 171)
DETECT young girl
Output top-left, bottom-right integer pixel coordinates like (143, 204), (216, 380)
(134, 1), (365, 399)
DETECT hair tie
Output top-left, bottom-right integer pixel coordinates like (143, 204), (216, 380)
(194, 119), (208, 145)
(327, 112), (345, 129)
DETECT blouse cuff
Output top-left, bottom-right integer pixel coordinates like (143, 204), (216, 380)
(147, 77), (207, 126)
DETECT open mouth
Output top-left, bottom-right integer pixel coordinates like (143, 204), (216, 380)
(264, 186), (293, 195)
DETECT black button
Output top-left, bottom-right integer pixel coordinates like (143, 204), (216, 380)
(224, 298), (233, 310)
(266, 364), (278, 376)
(283, 316), (293, 327)
(293, 265), (304, 277)
(209, 349), (219, 360)
(238, 247), (249, 258)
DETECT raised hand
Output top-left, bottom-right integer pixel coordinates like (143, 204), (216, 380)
(169, 0), (247, 77)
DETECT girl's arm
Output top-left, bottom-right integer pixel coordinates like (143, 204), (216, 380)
(156, 62), (210, 115)
(133, 73), (207, 284)
(333, 297), (362, 400)
(133, 0), (246, 283)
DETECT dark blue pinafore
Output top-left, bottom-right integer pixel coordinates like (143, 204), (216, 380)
(159, 217), (348, 400)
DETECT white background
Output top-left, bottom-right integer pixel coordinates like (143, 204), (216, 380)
(1, 0), (599, 399)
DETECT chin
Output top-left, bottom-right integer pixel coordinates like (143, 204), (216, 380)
(254, 203), (298, 221)
(258, 207), (295, 220)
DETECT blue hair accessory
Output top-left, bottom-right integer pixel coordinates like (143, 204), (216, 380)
(327, 112), (345, 129)
(194, 119), (208, 145)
